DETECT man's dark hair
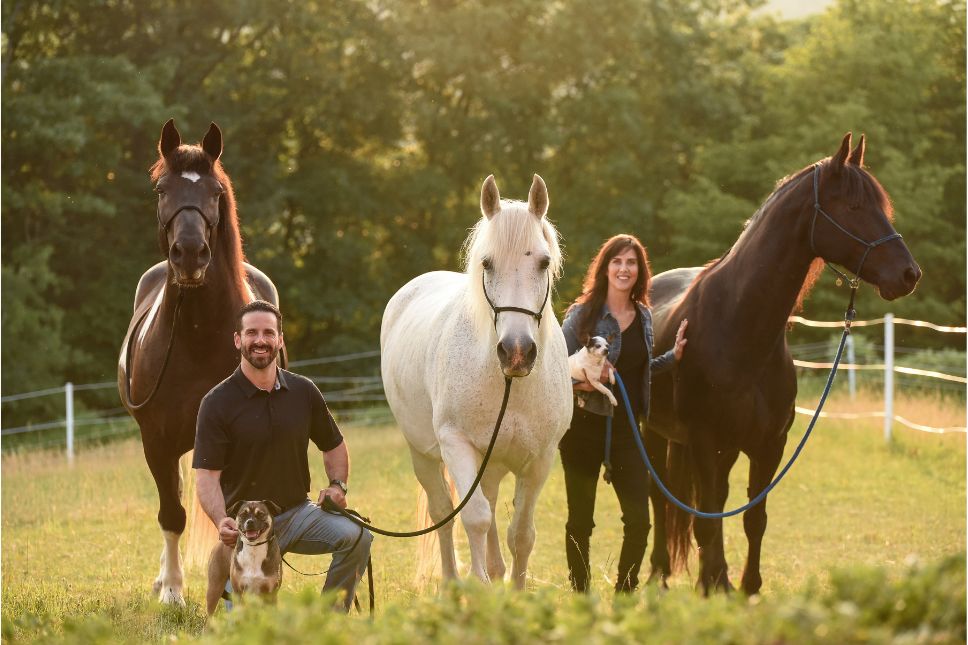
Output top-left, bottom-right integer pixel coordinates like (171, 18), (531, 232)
(237, 300), (283, 333)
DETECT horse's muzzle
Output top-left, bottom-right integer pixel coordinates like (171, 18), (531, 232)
(875, 259), (922, 301)
(496, 336), (537, 377)
(169, 239), (212, 286)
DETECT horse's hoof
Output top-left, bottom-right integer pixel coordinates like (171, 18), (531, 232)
(159, 587), (186, 606)
(741, 575), (762, 596)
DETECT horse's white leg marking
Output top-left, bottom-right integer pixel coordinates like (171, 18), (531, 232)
(482, 466), (507, 582)
(410, 447), (459, 580)
(439, 428), (492, 583)
(157, 529), (185, 605)
(507, 451), (555, 589)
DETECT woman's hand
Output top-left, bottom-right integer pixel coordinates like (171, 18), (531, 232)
(572, 361), (615, 391)
(673, 319), (688, 361)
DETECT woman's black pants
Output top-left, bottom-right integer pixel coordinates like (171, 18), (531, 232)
(559, 406), (651, 593)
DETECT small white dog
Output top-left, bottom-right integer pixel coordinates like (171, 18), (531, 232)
(569, 335), (618, 407)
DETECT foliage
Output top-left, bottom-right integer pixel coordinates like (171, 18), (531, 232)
(2, 555), (964, 643)
(1, 0), (964, 425)
(2, 409), (964, 642)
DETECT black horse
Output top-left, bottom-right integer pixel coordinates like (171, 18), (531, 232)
(118, 120), (283, 604)
(644, 134), (921, 594)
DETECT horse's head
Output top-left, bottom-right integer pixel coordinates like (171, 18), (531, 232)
(812, 133), (921, 300)
(151, 119), (227, 288)
(467, 174), (562, 377)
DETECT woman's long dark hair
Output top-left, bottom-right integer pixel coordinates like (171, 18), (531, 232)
(567, 234), (652, 344)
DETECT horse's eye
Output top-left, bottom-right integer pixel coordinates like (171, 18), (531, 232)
(538, 257), (550, 271)
(482, 258), (492, 271)
(154, 187), (165, 196)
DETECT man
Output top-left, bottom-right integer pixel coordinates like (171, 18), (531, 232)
(194, 300), (372, 612)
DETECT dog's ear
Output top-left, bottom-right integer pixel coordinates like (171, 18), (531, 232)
(263, 500), (283, 516)
(584, 336), (596, 349)
(605, 332), (616, 344)
(226, 500), (244, 519)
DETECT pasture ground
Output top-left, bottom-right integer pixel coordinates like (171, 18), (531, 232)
(1, 389), (965, 642)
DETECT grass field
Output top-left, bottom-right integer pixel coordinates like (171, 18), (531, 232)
(1, 391), (965, 642)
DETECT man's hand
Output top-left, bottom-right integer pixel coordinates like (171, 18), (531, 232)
(218, 516), (239, 547)
(317, 486), (347, 509)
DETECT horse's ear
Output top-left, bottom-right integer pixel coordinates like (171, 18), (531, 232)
(159, 119), (181, 158)
(848, 133), (865, 167)
(202, 122), (222, 162)
(831, 132), (852, 171)
(481, 174), (501, 220)
(528, 173), (549, 219)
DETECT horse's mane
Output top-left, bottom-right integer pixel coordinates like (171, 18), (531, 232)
(149, 145), (248, 297)
(461, 200), (563, 337)
(692, 157), (891, 313)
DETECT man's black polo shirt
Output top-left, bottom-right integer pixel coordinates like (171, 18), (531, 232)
(193, 366), (343, 512)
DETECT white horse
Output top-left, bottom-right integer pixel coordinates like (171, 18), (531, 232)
(381, 174), (573, 587)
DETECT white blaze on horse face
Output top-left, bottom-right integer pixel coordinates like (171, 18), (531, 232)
(181, 171), (201, 183)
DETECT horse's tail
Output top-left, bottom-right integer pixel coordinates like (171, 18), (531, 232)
(182, 451), (219, 571)
(414, 468), (459, 589)
(665, 441), (695, 573)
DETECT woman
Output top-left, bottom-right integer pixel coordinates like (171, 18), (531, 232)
(560, 234), (687, 593)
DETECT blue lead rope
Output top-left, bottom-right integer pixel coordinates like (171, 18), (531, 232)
(604, 324), (851, 519)
(603, 408), (614, 484)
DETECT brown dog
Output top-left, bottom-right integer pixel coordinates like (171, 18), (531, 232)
(206, 500), (283, 617)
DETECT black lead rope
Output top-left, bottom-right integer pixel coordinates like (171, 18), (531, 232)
(278, 508), (375, 615)
(321, 377), (513, 538)
(305, 376), (513, 614)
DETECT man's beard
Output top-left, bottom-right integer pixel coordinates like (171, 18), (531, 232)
(242, 343), (279, 369)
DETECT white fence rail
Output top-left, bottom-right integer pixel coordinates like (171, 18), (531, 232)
(790, 313), (966, 439)
(1, 352), (391, 461)
(3, 314), (965, 460)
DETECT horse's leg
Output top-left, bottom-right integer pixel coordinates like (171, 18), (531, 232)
(741, 433), (788, 595)
(482, 465), (508, 582)
(506, 451), (555, 589)
(144, 441), (187, 605)
(438, 428), (492, 583)
(409, 447), (459, 580)
(644, 429), (671, 587)
(691, 444), (738, 595)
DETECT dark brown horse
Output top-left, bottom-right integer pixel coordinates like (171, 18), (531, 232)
(644, 134), (921, 594)
(118, 119), (283, 604)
